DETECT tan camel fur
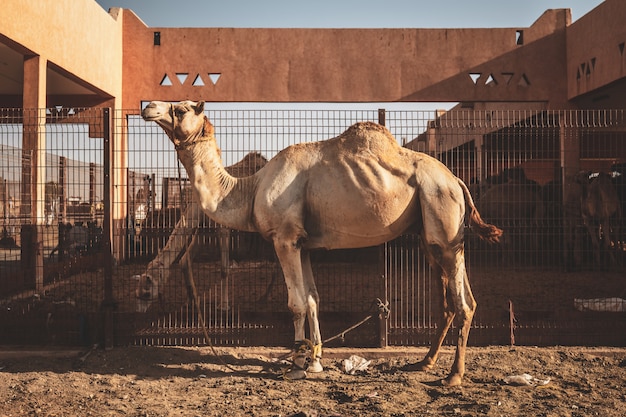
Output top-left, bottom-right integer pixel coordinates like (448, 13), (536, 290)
(141, 100), (502, 386)
(134, 152), (267, 313)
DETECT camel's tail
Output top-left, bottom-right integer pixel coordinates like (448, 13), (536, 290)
(458, 179), (503, 244)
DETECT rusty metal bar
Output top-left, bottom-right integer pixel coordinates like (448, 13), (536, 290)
(378, 108), (386, 126)
(102, 107), (115, 349)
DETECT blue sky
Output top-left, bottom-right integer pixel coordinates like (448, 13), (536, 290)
(96, 0), (604, 28)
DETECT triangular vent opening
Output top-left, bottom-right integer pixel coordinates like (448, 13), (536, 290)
(176, 73), (189, 85)
(209, 73), (221, 85)
(518, 73), (530, 87)
(469, 73), (481, 84)
(192, 74), (205, 86)
(160, 74), (172, 86)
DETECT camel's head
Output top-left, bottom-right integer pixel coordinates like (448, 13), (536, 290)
(574, 170), (593, 188)
(132, 263), (165, 312)
(142, 100), (207, 148)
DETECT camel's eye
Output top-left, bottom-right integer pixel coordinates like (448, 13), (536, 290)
(174, 108), (185, 118)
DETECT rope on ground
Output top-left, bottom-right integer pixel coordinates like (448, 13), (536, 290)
(322, 297), (389, 344)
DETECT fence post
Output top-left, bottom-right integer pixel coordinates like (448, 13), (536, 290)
(102, 108), (116, 349)
(377, 108), (389, 348)
(59, 156), (67, 222)
(378, 243), (389, 348)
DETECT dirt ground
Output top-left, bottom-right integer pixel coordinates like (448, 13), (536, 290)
(0, 345), (625, 416)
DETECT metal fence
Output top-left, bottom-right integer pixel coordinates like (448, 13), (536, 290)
(0, 107), (107, 345)
(1, 107), (625, 348)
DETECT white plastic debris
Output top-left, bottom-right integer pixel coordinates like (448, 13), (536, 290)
(342, 355), (371, 375)
(504, 373), (550, 386)
(574, 298), (626, 312)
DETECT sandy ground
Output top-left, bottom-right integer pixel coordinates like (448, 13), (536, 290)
(0, 345), (625, 416)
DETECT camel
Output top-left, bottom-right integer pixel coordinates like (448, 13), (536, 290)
(576, 171), (621, 266)
(141, 100), (502, 386)
(134, 152), (268, 313)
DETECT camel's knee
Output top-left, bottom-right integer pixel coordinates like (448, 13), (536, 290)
(289, 305), (307, 320)
(273, 229), (307, 253)
(457, 305), (475, 325)
(426, 243), (444, 264)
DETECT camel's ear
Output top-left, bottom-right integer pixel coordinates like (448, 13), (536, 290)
(194, 101), (205, 114)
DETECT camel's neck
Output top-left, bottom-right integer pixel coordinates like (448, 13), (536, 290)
(176, 139), (258, 233)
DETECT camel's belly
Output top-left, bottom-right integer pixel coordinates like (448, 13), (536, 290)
(303, 216), (416, 250)
(301, 176), (419, 250)
(304, 233), (396, 251)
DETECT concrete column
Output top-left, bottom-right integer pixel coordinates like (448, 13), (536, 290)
(21, 54), (47, 291)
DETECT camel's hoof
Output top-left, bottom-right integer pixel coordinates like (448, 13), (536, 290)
(284, 368), (307, 380)
(307, 360), (323, 373)
(402, 360), (433, 372)
(441, 374), (463, 387)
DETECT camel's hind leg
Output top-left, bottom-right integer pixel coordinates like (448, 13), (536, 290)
(410, 261), (454, 369)
(445, 258), (476, 386)
(413, 243), (476, 387)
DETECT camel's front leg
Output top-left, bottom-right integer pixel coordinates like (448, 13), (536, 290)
(301, 250), (323, 373)
(217, 226), (231, 311)
(218, 226), (231, 279)
(274, 237), (310, 379)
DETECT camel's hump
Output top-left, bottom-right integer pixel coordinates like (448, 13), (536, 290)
(336, 121), (400, 152)
(274, 121), (402, 163)
(342, 121), (393, 138)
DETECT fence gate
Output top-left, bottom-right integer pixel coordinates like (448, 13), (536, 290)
(0, 107), (625, 348)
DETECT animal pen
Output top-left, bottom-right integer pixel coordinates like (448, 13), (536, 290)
(0, 107), (625, 349)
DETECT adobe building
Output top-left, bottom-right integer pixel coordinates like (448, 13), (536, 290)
(1, 0), (625, 111)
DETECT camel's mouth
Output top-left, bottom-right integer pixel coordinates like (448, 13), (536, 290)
(135, 291), (155, 301)
(141, 104), (168, 122)
(141, 113), (163, 122)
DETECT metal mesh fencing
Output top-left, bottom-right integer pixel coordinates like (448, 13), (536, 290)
(1, 107), (624, 348)
(0, 108), (106, 345)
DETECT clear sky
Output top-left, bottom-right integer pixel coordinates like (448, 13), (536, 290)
(95, 0), (604, 28)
